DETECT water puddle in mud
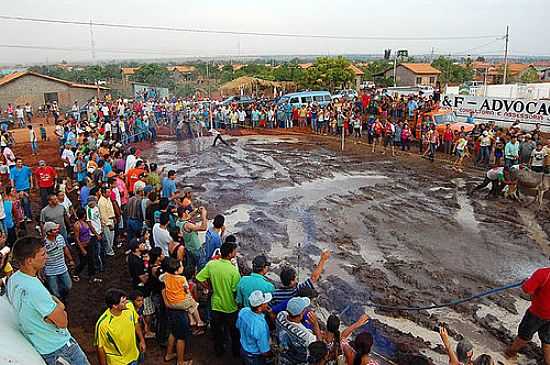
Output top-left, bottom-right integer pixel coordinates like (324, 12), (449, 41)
(224, 204), (253, 231)
(260, 173), (388, 205)
(452, 178), (481, 234)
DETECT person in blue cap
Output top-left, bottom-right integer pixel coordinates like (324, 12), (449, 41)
(276, 296), (322, 365)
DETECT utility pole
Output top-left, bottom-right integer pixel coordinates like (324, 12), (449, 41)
(393, 56), (397, 87)
(206, 59), (211, 99)
(89, 18), (99, 100)
(503, 25), (509, 85)
(89, 19), (96, 62)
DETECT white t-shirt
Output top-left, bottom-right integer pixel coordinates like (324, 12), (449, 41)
(61, 149), (75, 167)
(86, 205), (102, 234)
(60, 196), (72, 214)
(531, 149), (547, 167)
(238, 110), (246, 122)
(0, 194), (6, 219)
(125, 155), (136, 173)
(152, 223), (172, 256)
(3, 147), (15, 166)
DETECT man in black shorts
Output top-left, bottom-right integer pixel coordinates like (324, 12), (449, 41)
(506, 267), (550, 363)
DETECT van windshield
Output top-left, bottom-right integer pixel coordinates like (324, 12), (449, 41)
(433, 112), (457, 125)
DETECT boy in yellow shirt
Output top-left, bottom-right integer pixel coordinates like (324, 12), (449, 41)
(94, 289), (145, 365)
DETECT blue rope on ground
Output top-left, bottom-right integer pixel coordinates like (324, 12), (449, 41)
(340, 280), (525, 314)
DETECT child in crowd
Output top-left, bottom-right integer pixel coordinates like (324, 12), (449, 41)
(161, 257), (206, 334)
(39, 124), (47, 141)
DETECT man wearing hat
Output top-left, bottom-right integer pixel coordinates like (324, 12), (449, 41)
(43, 222), (75, 302)
(236, 255), (275, 307)
(34, 160), (57, 208)
(276, 296), (322, 365)
(236, 291), (272, 365)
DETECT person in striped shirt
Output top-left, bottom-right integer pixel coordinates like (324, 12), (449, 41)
(271, 249), (331, 307)
(43, 221), (75, 303)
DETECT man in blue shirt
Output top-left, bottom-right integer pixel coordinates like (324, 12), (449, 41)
(161, 170), (177, 200)
(505, 135), (520, 168)
(199, 214), (225, 270)
(7, 236), (89, 365)
(10, 158), (33, 221)
(10, 158), (32, 191)
(236, 290), (272, 364)
(236, 255), (275, 307)
(407, 98), (418, 120)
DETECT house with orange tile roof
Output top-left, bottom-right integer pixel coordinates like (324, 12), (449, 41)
(379, 63), (441, 87)
(0, 71), (109, 111)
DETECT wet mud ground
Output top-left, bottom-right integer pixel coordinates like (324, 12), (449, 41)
(69, 133), (550, 365)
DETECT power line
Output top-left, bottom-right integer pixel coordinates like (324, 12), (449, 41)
(0, 44), (234, 57)
(0, 15), (503, 41)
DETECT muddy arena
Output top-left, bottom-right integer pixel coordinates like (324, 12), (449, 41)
(67, 132), (550, 365)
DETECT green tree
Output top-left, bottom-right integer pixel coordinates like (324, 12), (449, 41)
(431, 57), (474, 84)
(300, 56), (354, 90)
(520, 68), (540, 83)
(131, 64), (174, 89)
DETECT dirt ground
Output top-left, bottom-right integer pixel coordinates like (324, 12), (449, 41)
(10, 124), (550, 365)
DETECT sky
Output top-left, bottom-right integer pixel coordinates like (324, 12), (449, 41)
(0, 0), (547, 65)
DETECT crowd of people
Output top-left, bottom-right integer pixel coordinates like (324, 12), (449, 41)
(0, 90), (548, 365)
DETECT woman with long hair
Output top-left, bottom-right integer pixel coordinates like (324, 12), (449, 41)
(347, 332), (378, 365)
(324, 314), (369, 365)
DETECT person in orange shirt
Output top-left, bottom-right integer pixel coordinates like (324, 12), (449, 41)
(126, 160), (146, 193)
(161, 257), (205, 334)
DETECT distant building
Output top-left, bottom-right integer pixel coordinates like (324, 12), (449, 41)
(470, 61), (492, 82)
(538, 67), (550, 81)
(0, 71), (109, 111)
(166, 65), (198, 82)
(482, 63), (538, 84)
(121, 67), (140, 83)
(379, 63), (441, 87)
(348, 64), (365, 90)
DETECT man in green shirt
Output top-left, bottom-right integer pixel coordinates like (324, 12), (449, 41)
(236, 255), (275, 307)
(196, 240), (241, 357)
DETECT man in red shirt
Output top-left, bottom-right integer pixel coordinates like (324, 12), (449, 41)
(34, 160), (57, 208)
(506, 268), (550, 363)
(126, 160), (146, 194)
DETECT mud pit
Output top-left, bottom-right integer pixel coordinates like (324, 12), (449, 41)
(150, 134), (550, 364)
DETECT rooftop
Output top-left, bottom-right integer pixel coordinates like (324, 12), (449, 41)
(399, 63), (442, 75)
(0, 71), (109, 90)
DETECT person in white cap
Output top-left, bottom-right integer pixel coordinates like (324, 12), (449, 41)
(236, 290), (273, 364)
(276, 296), (322, 365)
(43, 221), (75, 302)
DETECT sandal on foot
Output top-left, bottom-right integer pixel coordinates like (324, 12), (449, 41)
(72, 275), (80, 282)
(164, 353), (177, 362)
